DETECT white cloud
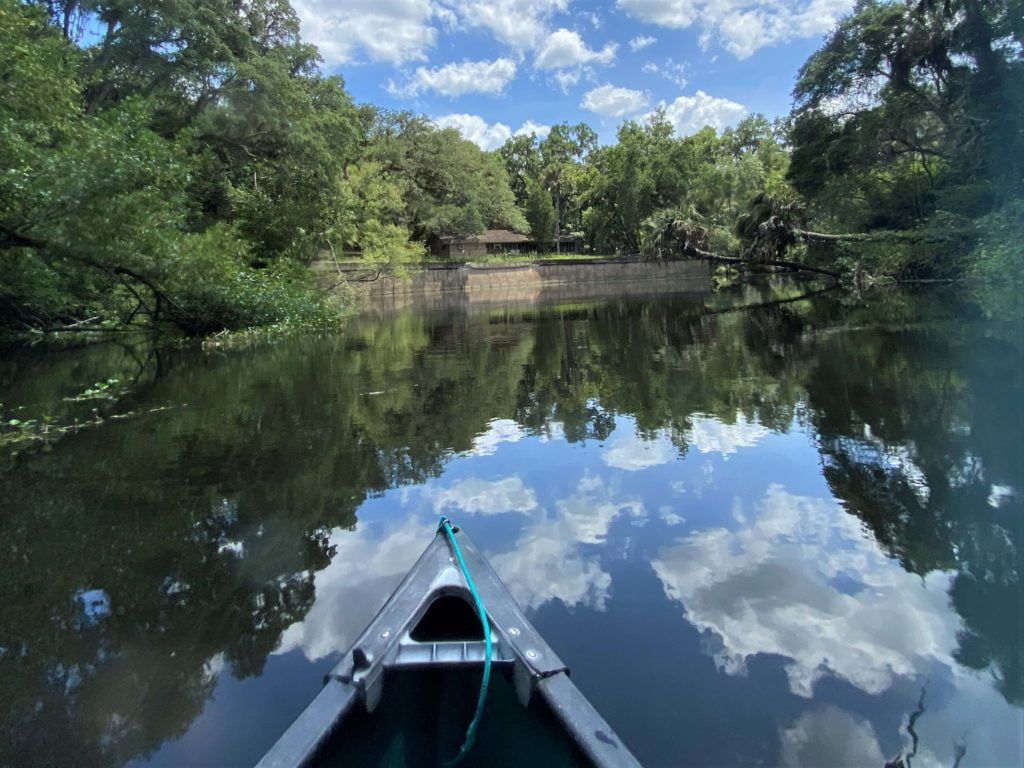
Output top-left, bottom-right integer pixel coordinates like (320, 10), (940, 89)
(433, 115), (552, 149)
(616, 0), (853, 59)
(652, 484), (958, 698)
(660, 58), (688, 87)
(685, 413), (769, 455)
(602, 428), (678, 471)
(447, 0), (569, 50)
(659, 505), (686, 525)
(581, 84), (650, 117)
(641, 57), (688, 87)
(515, 120), (552, 139)
(629, 34), (657, 51)
(432, 113), (512, 150)
(468, 418), (525, 456)
(553, 69), (581, 91)
(535, 28), (618, 70)
(617, 0), (698, 27)
(293, 0), (439, 66)
(427, 475), (538, 515)
(388, 58), (517, 98)
(645, 90), (747, 135)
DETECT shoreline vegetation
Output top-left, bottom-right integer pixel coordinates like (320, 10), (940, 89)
(1, 0), (1020, 339)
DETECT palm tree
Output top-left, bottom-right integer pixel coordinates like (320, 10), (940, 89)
(640, 207), (712, 260)
(735, 193), (807, 262)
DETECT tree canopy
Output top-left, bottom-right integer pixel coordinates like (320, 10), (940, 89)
(2, 0), (1020, 336)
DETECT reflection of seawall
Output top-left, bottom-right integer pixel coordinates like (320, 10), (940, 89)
(314, 258), (711, 314)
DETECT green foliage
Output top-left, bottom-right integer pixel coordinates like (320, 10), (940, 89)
(163, 227), (343, 332)
(64, 378), (123, 402)
(576, 113), (792, 255)
(641, 207), (710, 259)
(6, 0), (1019, 333)
(525, 179), (556, 248)
(0, 0), (359, 335)
(787, 0), (1024, 276)
(969, 199), (1024, 319)
(736, 194), (800, 260)
(363, 111), (526, 241)
(499, 133), (542, 207)
(0, 1), (77, 133)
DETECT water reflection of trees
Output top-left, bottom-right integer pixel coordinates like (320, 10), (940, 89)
(0, 282), (1019, 765)
(802, 305), (1022, 708)
(1, 322), (531, 765)
(518, 284), (1021, 709)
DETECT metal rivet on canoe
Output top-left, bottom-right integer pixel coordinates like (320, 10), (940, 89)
(380, 630), (390, 639)
(526, 649), (538, 659)
(508, 627), (520, 637)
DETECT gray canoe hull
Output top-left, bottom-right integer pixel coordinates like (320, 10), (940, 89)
(256, 524), (642, 768)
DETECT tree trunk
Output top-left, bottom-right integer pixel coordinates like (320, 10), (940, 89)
(796, 229), (954, 245)
(696, 252), (841, 279)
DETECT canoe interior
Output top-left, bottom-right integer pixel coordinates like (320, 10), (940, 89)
(310, 666), (593, 768)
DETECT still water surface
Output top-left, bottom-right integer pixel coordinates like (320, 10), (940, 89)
(1, 282), (1021, 767)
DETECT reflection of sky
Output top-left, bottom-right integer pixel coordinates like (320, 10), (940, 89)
(602, 427), (678, 470)
(152, 411), (1022, 767)
(686, 412), (770, 456)
(653, 484), (958, 698)
(466, 417), (525, 456)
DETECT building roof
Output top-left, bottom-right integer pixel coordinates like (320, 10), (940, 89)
(441, 229), (533, 244)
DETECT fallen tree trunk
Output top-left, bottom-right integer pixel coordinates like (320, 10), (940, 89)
(797, 229), (958, 245)
(695, 252), (842, 279)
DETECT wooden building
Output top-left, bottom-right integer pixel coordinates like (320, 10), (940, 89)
(432, 229), (581, 260)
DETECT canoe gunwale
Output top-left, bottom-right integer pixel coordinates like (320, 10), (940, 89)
(256, 527), (642, 768)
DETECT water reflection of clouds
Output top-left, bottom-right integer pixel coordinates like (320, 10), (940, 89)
(276, 471), (644, 660)
(602, 428), (678, 471)
(987, 483), (1018, 508)
(274, 518), (435, 661)
(651, 482), (1024, 764)
(652, 484), (957, 698)
(492, 473), (644, 610)
(600, 412), (772, 475)
(466, 418), (525, 456)
(779, 707), (886, 768)
(553, 472), (644, 544)
(490, 519), (613, 611)
(425, 475), (538, 515)
(659, 505), (685, 526)
(685, 413), (770, 456)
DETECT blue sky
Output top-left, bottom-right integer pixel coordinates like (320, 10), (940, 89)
(292, 0), (852, 147)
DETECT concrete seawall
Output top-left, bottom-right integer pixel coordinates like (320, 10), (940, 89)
(314, 258), (711, 313)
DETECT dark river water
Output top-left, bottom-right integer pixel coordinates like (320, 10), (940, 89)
(1, 281), (1021, 767)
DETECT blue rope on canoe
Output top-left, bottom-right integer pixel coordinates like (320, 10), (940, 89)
(438, 516), (492, 766)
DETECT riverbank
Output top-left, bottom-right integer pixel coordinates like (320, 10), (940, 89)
(312, 256), (711, 314)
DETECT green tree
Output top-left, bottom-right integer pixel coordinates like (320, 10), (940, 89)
(498, 133), (542, 207)
(788, 0), (1024, 236)
(2, 0), (356, 334)
(364, 111), (526, 241)
(525, 179), (556, 250)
